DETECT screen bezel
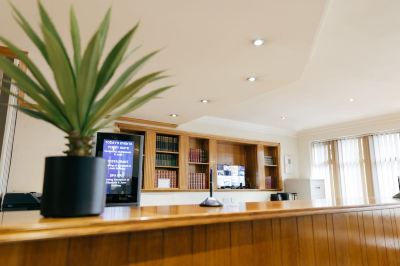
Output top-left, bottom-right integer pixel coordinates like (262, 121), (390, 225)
(95, 132), (143, 206)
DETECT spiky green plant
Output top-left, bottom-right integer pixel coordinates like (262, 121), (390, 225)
(0, 3), (172, 156)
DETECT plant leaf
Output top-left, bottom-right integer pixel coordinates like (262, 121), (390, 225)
(0, 57), (60, 114)
(87, 71), (166, 130)
(6, 103), (68, 132)
(0, 37), (67, 118)
(38, 1), (71, 60)
(10, 3), (49, 62)
(70, 7), (81, 73)
(90, 86), (172, 134)
(41, 26), (79, 130)
(77, 8), (111, 126)
(96, 8), (111, 54)
(76, 32), (101, 126)
(95, 50), (159, 104)
(95, 23), (139, 94)
(0, 86), (71, 132)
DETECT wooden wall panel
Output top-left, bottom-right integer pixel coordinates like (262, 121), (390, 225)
(0, 239), (68, 266)
(325, 214), (338, 265)
(2, 207), (400, 265)
(0, 243), (21, 266)
(205, 223), (231, 266)
(373, 210), (389, 265)
(332, 213), (350, 265)
(381, 209), (398, 266)
(346, 213), (363, 265)
(357, 212), (369, 266)
(280, 217), (299, 266)
(391, 208), (400, 261)
(297, 216), (315, 266)
(192, 225), (207, 266)
(179, 135), (189, 189)
(270, 218), (283, 265)
(163, 227), (192, 266)
(144, 131), (156, 189)
(230, 221), (253, 266)
(252, 219), (273, 265)
(361, 210), (380, 265)
(129, 230), (163, 266)
(68, 234), (129, 266)
(256, 144), (265, 189)
(312, 215), (331, 266)
(208, 139), (218, 188)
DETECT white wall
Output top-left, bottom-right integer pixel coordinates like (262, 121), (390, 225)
(297, 112), (400, 179)
(7, 114), (299, 205)
(141, 191), (271, 206)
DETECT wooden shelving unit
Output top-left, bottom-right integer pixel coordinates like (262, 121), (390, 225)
(117, 123), (282, 192)
(216, 140), (258, 189)
(154, 134), (180, 189)
(263, 145), (281, 190)
(187, 137), (209, 190)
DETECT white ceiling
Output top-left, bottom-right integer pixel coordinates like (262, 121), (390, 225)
(1, 0), (399, 132)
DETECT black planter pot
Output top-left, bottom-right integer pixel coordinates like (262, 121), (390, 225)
(40, 156), (106, 217)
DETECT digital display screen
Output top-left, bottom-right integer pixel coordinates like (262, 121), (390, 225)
(102, 139), (135, 195)
(217, 164), (245, 188)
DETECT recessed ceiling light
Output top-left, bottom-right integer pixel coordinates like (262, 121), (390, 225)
(252, 38), (265, 46)
(170, 114), (178, 117)
(200, 99), (210, 103)
(281, 115), (287, 120)
(349, 98), (355, 102)
(247, 76), (257, 82)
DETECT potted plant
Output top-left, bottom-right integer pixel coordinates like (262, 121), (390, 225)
(0, 3), (172, 217)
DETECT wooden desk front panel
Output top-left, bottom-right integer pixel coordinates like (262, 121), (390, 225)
(1, 208), (400, 266)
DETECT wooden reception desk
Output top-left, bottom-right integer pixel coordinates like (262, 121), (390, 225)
(1, 199), (400, 265)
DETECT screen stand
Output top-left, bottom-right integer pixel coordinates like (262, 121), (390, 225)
(200, 169), (223, 207)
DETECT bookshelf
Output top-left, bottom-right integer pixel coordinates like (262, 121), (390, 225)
(264, 145), (281, 190)
(155, 134), (179, 189)
(188, 137), (209, 190)
(117, 123), (282, 192)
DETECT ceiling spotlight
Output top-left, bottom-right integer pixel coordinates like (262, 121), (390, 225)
(281, 115), (287, 120)
(349, 98), (355, 102)
(200, 99), (210, 103)
(252, 38), (265, 46)
(170, 114), (178, 117)
(247, 76), (257, 82)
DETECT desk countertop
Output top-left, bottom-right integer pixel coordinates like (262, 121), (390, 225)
(0, 198), (399, 244)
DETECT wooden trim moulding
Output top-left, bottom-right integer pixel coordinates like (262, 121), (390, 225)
(116, 116), (178, 128)
(116, 122), (280, 147)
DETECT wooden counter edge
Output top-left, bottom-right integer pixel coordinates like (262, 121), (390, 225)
(0, 202), (399, 244)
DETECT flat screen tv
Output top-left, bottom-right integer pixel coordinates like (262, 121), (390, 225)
(95, 132), (144, 206)
(217, 164), (245, 188)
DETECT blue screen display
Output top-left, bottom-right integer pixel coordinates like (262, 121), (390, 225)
(102, 139), (135, 194)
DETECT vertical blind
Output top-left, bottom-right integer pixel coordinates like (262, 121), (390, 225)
(336, 138), (367, 204)
(311, 141), (333, 199)
(0, 59), (19, 199)
(370, 133), (400, 199)
(311, 132), (400, 202)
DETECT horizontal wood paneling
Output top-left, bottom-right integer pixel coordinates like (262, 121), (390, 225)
(2, 207), (400, 265)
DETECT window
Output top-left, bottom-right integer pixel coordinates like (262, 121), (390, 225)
(311, 132), (400, 203)
(311, 141), (333, 199)
(336, 138), (367, 204)
(370, 133), (400, 199)
(0, 51), (21, 199)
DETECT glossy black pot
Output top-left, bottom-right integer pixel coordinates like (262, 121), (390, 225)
(40, 156), (106, 217)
